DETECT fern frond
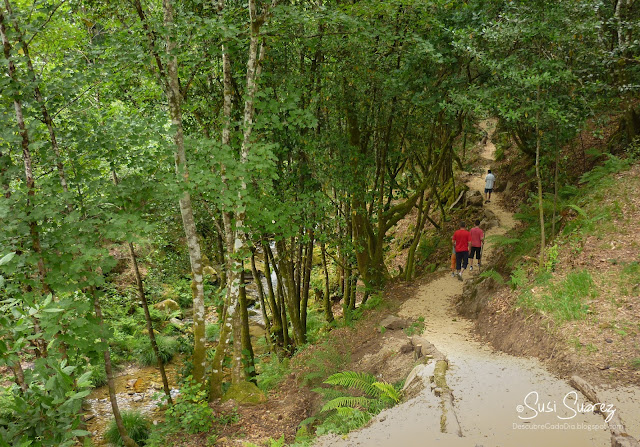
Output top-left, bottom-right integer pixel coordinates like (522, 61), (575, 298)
(372, 382), (401, 403)
(565, 204), (587, 218)
(487, 235), (520, 246)
(324, 371), (379, 397)
(321, 396), (375, 412)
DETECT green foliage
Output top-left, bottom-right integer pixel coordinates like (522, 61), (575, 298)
(296, 341), (350, 388)
(579, 155), (632, 186)
(256, 356), (290, 392)
(509, 267), (527, 290)
(320, 371), (401, 415)
(88, 361), (108, 388)
(104, 410), (151, 447)
(315, 408), (371, 436)
(630, 358), (640, 370)
(0, 296), (95, 447)
(164, 377), (214, 434)
(544, 244), (559, 272)
(206, 323), (220, 342)
(360, 292), (384, 311)
(403, 317), (425, 336)
(416, 236), (443, 265)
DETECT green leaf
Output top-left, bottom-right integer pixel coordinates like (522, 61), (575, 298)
(71, 429), (91, 437)
(0, 252), (15, 266)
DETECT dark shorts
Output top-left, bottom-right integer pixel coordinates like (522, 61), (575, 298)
(485, 188), (493, 194)
(455, 251), (468, 271)
(470, 246), (482, 259)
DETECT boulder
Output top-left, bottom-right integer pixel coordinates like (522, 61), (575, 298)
(221, 381), (267, 406)
(133, 378), (146, 393)
(480, 218), (499, 231)
(169, 317), (184, 328)
(483, 208), (497, 220)
(203, 265), (218, 281)
(467, 191), (484, 207)
(153, 299), (180, 313)
(480, 210), (500, 230)
(379, 315), (409, 331)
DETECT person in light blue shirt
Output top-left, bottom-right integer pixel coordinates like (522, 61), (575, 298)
(484, 169), (496, 203)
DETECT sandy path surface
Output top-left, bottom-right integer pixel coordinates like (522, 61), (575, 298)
(315, 120), (640, 447)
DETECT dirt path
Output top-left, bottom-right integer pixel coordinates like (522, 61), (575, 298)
(315, 120), (640, 447)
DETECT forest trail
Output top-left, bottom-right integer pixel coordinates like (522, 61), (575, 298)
(315, 120), (640, 447)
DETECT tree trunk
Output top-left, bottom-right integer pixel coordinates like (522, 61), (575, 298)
(0, 10), (49, 297)
(535, 88), (546, 265)
(10, 362), (27, 393)
(239, 269), (256, 383)
(127, 242), (173, 402)
(92, 288), (138, 447)
(262, 242), (283, 346)
(160, 0), (207, 385)
(276, 240), (306, 346)
(208, 304), (231, 401)
(405, 193), (429, 280)
(250, 250), (274, 353)
(320, 242), (334, 323)
(300, 231), (314, 333)
(3, 0), (69, 201)
(552, 137), (559, 239)
(209, 34), (235, 397)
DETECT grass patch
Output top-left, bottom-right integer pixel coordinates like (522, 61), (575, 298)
(135, 335), (179, 366)
(518, 270), (597, 323)
(104, 410), (151, 446)
(630, 358), (640, 370)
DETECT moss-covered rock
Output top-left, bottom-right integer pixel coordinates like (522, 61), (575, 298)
(221, 381), (267, 406)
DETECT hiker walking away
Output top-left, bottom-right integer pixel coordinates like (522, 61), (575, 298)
(452, 221), (471, 281)
(469, 219), (484, 271)
(484, 169), (496, 203)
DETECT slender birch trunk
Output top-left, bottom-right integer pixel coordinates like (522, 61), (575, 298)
(162, 0), (207, 384)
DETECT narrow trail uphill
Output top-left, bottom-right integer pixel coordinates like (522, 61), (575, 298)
(315, 120), (640, 447)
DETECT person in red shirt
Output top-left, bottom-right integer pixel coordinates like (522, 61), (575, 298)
(452, 221), (471, 281)
(469, 219), (484, 271)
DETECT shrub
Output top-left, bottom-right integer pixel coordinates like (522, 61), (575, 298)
(164, 377), (214, 434)
(104, 411), (151, 447)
